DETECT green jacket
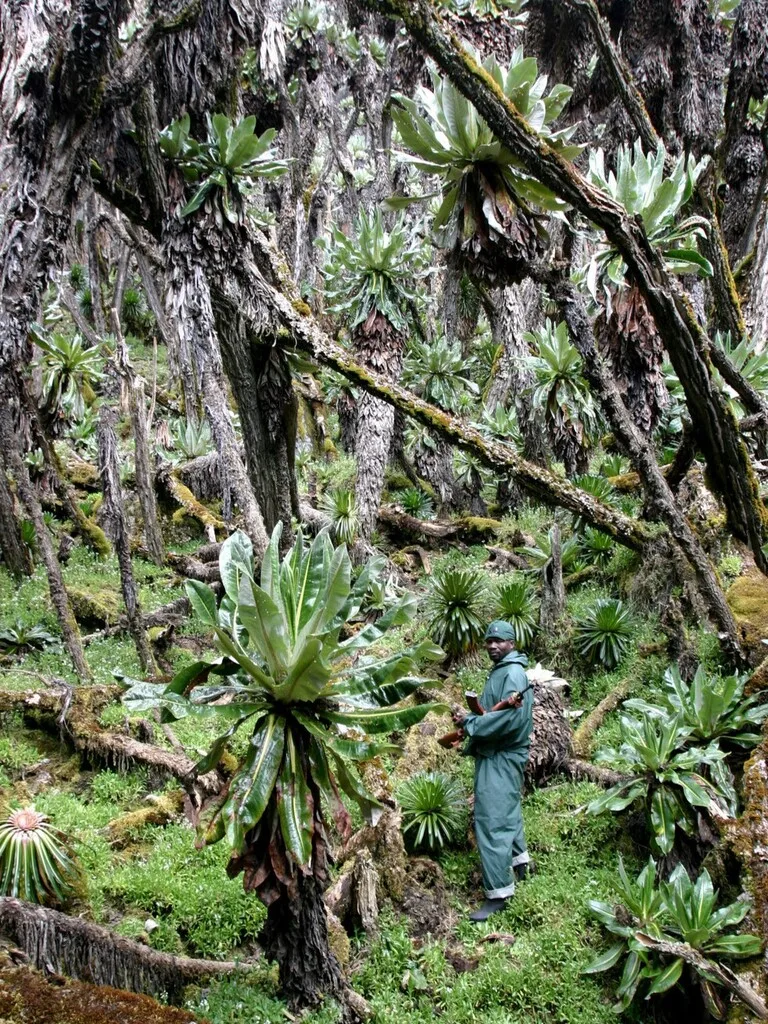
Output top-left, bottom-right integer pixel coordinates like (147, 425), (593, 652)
(462, 650), (533, 758)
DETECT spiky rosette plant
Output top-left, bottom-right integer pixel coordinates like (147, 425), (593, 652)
(120, 526), (443, 1006)
(574, 597), (633, 669)
(32, 327), (103, 424)
(426, 566), (487, 659)
(402, 334), (479, 412)
(392, 48), (580, 286)
(398, 771), (465, 850)
(525, 320), (599, 476)
(494, 575), (537, 649)
(320, 208), (429, 539)
(319, 487), (360, 544)
(0, 807), (78, 904)
(396, 487), (435, 520)
(579, 141), (710, 435)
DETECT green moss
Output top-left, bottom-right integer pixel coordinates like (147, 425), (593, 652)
(69, 587), (122, 627)
(727, 570), (768, 660)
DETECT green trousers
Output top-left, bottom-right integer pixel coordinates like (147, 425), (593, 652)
(473, 748), (529, 898)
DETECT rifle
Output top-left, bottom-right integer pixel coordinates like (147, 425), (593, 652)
(437, 683), (533, 749)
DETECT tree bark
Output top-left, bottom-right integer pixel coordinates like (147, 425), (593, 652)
(484, 279), (546, 463)
(539, 524), (565, 629)
(0, 451), (33, 577)
(360, 0), (768, 572)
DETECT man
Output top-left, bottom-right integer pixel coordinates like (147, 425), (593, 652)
(456, 620), (534, 922)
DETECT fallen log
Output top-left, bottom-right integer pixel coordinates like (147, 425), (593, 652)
(0, 686), (222, 798)
(0, 898), (253, 1004)
(165, 552), (221, 583)
(572, 679), (632, 758)
(83, 596), (192, 644)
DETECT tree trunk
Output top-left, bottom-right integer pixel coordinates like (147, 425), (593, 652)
(485, 279), (546, 462)
(0, 898), (246, 1004)
(130, 376), (165, 565)
(353, 311), (406, 540)
(539, 524), (565, 629)
(259, 874), (345, 1008)
(0, 451), (33, 577)
(98, 356), (157, 678)
(555, 278), (744, 663)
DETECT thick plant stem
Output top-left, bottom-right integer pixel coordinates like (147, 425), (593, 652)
(554, 280), (743, 664)
(359, 0), (768, 571)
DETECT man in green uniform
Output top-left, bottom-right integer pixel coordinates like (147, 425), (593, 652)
(455, 620), (534, 922)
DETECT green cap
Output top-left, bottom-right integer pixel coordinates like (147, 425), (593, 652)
(484, 620), (516, 641)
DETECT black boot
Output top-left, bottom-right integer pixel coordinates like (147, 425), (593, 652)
(469, 898), (507, 922)
(515, 859), (537, 882)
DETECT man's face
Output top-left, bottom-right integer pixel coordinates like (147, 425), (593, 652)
(486, 637), (515, 663)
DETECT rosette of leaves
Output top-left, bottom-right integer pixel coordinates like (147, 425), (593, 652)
(436, 0), (529, 20)
(525, 320), (598, 476)
(0, 621), (58, 656)
(0, 807), (79, 903)
(120, 527), (444, 910)
(285, 2), (322, 44)
(159, 113), (289, 224)
(396, 487), (435, 521)
(587, 856), (761, 1015)
(518, 530), (581, 573)
(398, 771), (465, 850)
(624, 664), (768, 749)
(579, 527), (615, 568)
(579, 141), (710, 435)
(494, 575), (537, 649)
(587, 713), (732, 854)
(319, 487), (360, 545)
(171, 417), (213, 460)
(573, 597), (633, 669)
(479, 403), (524, 451)
(391, 49), (580, 286)
(403, 334), (479, 412)
(571, 474), (621, 532)
(318, 208), (427, 334)
(32, 327), (103, 423)
(710, 331), (768, 420)
(426, 566), (487, 659)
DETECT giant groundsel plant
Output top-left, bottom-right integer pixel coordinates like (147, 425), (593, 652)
(121, 526), (443, 895)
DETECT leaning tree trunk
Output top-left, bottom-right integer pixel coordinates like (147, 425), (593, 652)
(129, 375), (165, 565)
(353, 310), (406, 540)
(0, 384), (91, 679)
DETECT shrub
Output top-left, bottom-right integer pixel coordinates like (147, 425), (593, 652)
(398, 772), (465, 850)
(0, 807), (79, 904)
(574, 597), (633, 669)
(587, 857), (761, 1014)
(587, 714), (733, 854)
(494, 575), (537, 649)
(426, 567), (486, 659)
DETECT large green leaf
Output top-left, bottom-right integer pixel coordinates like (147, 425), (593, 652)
(705, 933), (762, 956)
(586, 780), (646, 815)
(237, 586), (290, 677)
(222, 714), (286, 850)
(328, 749), (382, 822)
(650, 787), (678, 854)
(276, 729), (313, 865)
(185, 579), (219, 627)
(219, 531), (255, 605)
(272, 637), (332, 703)
(582, 943), (625, 974)
(194, 711), (266, 774)
(213, 626), (274, 690)
(327, 701), (446, 734)
(645, 957), (683, 995)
